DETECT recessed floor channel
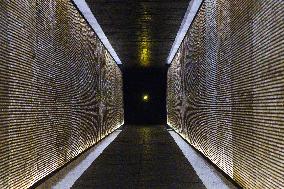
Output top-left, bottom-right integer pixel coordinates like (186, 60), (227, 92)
(71, 125), (205, 189)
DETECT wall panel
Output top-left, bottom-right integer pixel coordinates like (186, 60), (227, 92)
(0, 1), (124, 188)
(167, 1), (284, 188)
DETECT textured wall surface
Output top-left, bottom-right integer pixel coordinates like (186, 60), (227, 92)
(167, 0), (284, 188)
(0, 1), (123, 188)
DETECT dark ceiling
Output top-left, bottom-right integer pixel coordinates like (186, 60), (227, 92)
(86, 0), (189, 67)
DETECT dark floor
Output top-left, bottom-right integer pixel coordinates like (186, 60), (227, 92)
(72, 125), (206, 189)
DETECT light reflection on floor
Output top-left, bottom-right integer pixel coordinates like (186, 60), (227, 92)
(169, 131), (238, 189)
(37, 129), (238, 189)
(36, 130), (121, 189)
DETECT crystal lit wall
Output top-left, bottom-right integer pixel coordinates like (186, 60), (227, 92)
(0, 1), (123, 188)
(167, 1), (284, 188)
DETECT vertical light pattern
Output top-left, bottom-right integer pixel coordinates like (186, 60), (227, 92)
(139, 32), (151, 67)
(139, 9), (152, 67)
(167, 1), (284, 189)
(0, 1), (123, 189)
(139, 39), (151, 67)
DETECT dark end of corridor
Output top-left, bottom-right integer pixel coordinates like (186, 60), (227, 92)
(121, 66), (169, 125)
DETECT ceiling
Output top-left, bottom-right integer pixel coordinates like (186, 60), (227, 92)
(85, 0), (189, 67)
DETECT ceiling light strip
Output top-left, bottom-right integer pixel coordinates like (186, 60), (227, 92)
(73, 0), (122, 64)
(167, 0), (203, 64)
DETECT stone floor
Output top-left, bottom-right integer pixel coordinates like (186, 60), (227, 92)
(71, 125), (206, 189)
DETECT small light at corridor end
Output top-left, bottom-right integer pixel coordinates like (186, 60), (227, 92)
(142, 94), (149, 102)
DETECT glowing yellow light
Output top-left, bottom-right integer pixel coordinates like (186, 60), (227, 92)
(138, 11), (151, 67)
(139, 38), (151, 67)
(142, 94), (149, 102)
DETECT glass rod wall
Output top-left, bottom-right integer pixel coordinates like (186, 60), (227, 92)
(167, 1), (284, 188)
(0, 1), (124, 188)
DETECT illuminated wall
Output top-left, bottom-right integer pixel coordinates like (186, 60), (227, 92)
(0, 1), (123, 188)
(167, 1), (284, 188)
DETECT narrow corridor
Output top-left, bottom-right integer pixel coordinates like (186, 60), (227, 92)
(1, 1), (283, 189)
